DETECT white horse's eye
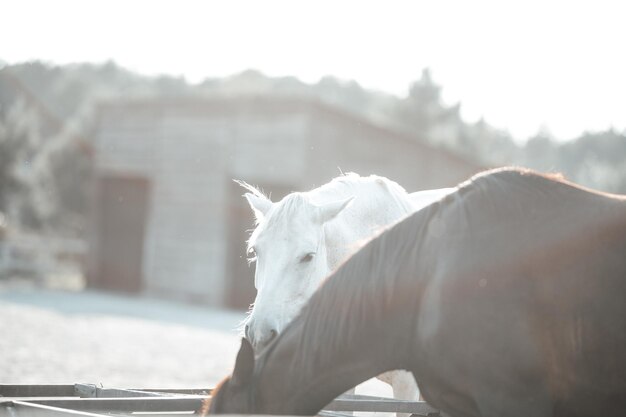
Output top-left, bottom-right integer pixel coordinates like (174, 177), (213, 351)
(300, 252), (315, 263)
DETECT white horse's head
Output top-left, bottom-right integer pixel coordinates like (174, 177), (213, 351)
(236, 174), (424, 352)
(238, 182), (353, 350)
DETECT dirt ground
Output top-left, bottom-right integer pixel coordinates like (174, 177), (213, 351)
(0, 280), (391, 396)
(0, 283), (245, 388)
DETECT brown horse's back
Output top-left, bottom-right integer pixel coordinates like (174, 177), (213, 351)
(412, 169), (626, 417)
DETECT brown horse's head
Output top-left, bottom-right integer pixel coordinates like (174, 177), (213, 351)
(204, 338), (257, 415)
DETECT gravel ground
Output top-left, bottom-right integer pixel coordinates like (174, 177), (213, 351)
(0, 282), (391, 396)
(0, 284), (246, 388)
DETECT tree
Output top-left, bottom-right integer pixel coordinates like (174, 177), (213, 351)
(0, 100), (44, 229)
(522, 127), (558, 171)
(395, 68), (443, 138)
(0, 112), (24, 212)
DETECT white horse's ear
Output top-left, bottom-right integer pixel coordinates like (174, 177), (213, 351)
(317, 196), (354, 224)
(234, 180), (273, 221)
(244, 193), (273, 221)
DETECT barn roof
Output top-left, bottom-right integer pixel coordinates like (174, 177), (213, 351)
(95, 95), (484, 172)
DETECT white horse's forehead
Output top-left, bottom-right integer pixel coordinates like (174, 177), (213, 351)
(256, 215), (319, 250)
(253, 197), (320, 247)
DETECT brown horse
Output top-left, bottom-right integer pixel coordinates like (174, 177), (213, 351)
(208, 168), (626, 417)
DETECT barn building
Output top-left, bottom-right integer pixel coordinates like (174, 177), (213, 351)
(87, 96), (483, 309)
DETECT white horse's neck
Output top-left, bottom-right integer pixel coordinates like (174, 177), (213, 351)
(409, 188), (455, 211)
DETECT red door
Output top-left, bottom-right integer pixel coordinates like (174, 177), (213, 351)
(94, 176), (150, 293)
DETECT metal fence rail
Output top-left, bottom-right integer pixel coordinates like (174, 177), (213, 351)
(0, 384), (443, 417)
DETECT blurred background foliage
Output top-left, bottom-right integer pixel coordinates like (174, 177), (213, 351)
(1, 60), (625, 238)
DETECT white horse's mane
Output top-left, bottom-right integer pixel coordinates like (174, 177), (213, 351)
(238, 173), (414, 253)
(311, 172), (411, 207)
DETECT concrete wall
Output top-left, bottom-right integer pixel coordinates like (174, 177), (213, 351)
(305, 103), (483, 191)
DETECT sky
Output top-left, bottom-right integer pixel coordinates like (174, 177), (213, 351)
(1, 0), (625, 141)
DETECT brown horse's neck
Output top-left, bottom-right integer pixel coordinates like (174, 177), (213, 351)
(255, 311), (414, 415)
(250, 204), (436, 415)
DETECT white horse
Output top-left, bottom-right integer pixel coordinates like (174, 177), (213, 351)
(238, 173), (454, 405)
